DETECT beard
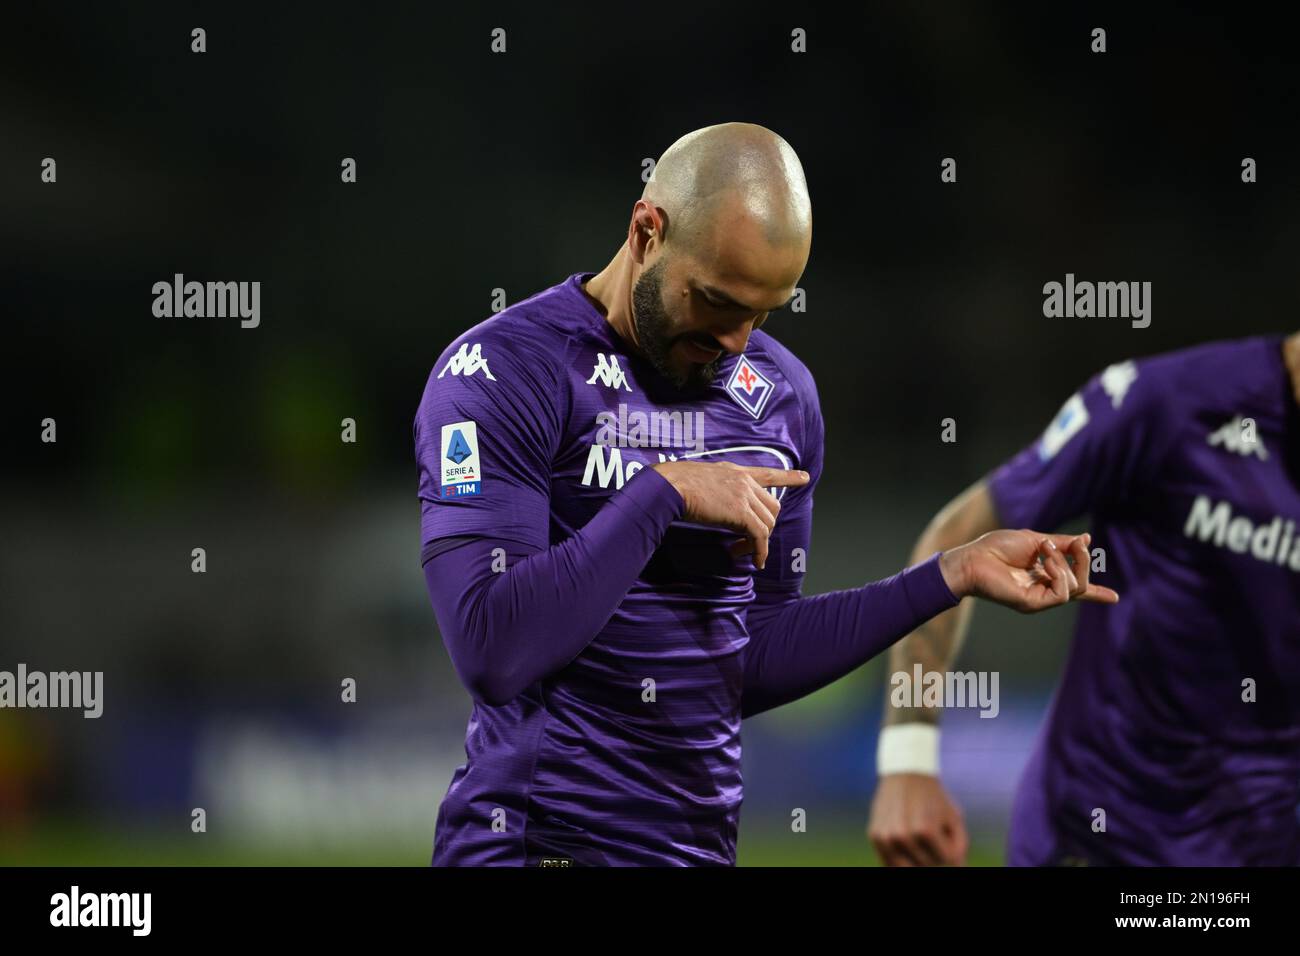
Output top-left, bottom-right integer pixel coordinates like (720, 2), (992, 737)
(631, 257), (723, 393)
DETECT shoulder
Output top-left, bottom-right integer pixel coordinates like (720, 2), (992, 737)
(745, 329), (822, 424)
(746, 328), (818, 394)
(1148, 335), (1282, 413)
(430, 297), (586, 388)
(742, 330), (824, 477)
(422, 275), (609, 408)
(1089, 336), (1278, 422)
(416, 276), (600, 439)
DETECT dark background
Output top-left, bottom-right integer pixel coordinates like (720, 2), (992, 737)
(2, 2), (1296, 863)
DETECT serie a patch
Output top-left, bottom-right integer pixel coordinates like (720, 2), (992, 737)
(1039, 392), (1089, 461)
(440, 421), (482, 498)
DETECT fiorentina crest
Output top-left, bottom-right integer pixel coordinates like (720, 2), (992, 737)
(724, 355), (775, 419)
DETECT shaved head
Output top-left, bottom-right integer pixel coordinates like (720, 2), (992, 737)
(583, 123), (812, 393)
(642, 123), (812, 260)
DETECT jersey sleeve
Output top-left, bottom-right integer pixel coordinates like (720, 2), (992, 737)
(413, 321), (689, 706)
(987, 358), (1180, 530)
(750, 365), (825, 605)
(413, 324), (566, 563)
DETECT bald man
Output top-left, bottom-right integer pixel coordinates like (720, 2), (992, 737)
(413, 123), (1115, 866)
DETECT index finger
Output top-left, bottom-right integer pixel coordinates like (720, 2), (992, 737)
(1078, 583), (1121, 604)
(1066, 534), (1091, 598)
(741, 467), (810, 488)
(1044, 533), (1089, 554)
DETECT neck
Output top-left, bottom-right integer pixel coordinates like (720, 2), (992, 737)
(581, 245), (643, 354)
(1286, 332), (1300, 407)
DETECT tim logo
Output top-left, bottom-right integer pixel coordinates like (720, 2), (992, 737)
(725, 355), (775, 419)
(586, 353), (632, 392)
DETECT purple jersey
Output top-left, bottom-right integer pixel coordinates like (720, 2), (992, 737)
(414, 272), (957, 865)
(989, 336), (1300, 865)
(417, 272), (817, 866)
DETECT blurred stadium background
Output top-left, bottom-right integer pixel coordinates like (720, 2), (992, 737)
(2, 4), (1297, 864)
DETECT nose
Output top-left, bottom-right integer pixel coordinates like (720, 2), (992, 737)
(710, 318), (759, 355)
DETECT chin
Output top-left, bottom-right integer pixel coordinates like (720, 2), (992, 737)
(683, 363), (721, 392)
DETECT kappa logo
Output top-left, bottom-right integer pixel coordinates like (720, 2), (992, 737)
(438, 342), (496, 381)
(1207, 416), (1269, 461)
(1100, 360), (1138, 409)
(725, 355), (775, 419)
(586, 353), (632, 391)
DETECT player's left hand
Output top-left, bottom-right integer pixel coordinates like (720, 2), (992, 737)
(939, 530), (1119, 612)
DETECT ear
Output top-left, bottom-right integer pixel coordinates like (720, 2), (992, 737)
(628, 201), (661, 261)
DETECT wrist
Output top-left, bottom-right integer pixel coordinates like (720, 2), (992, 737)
(619, 463), (686, 523)
(877, 723), (941, 776)
(649, 461), (685, 502)
(938, 545), (971, 599)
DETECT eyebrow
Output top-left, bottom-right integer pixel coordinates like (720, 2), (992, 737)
(699, 284), (795, 314)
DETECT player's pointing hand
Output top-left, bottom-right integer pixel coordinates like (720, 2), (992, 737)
(651, 460), (810, 570)
(939, 530), (1120, 612)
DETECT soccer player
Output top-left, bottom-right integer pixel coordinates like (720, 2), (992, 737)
(868, 331), (1300, 866)
(414, 122), (1114, 866)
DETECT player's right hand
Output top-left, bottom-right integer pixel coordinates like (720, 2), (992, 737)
(867, 773), (970, 866)
(650, 461), (810, 570)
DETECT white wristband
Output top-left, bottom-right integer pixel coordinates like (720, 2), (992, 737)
(877, 724), (940, 776)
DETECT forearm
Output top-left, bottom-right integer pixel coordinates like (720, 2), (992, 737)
(422, 467), (683, 706)
(884, 480), (997, 727)
(884, 600), (976, 726)
(741, 553), (959, 718)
